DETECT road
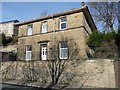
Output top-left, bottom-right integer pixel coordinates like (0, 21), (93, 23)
(1, 84), (119, 90)
(1, 83), (45, 90)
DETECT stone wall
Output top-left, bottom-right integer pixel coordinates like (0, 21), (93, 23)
(17, 11), (92, 60)
(114, 60), (120, 88)
(0, 59), (117, 88)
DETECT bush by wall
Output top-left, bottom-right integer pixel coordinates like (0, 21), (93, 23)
(87, 30), (119, 59)
(0, 33), (18, 46)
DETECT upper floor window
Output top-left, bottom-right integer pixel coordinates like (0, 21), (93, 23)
(41, 22), (47, 33)
(60, 17), (67, 30)
(27, 24), (33, 36)
(59, 41), (68, 59)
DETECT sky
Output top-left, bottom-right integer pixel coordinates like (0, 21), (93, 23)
(1, 2), (82, 22)
(1, 2), (119, 31)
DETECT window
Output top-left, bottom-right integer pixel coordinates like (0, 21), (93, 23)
(41, 22), (47, 33)
(26, 45), (32, 61)
(27, 24), (33, 36)
(60, 17), (67, 30)
(59, 41), (68, 59)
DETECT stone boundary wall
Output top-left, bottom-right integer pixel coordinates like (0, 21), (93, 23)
(114, 61), (120, 88)
(0, 59), (117, 88)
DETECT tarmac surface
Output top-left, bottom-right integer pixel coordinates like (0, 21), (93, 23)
(1, 83), (44, 90)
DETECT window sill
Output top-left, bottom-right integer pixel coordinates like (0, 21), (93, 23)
(60, 28), (67, 30)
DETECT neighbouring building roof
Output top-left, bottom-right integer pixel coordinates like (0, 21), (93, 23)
(14, 6), (97, 31)
(0, 19), (19, 24)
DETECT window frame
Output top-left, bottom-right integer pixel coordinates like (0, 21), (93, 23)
(41, 21), (47, 33)
(60, 17), (67, 30)
(59, 41), (68, 60)
(25, 45), (32, 61)
(27, 24), (33, 36)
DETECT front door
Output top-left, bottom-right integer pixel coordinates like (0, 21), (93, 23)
(41, 44), (47, 60)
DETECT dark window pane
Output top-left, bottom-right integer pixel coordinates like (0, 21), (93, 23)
(26, 45), (32, 51)
(28, 24), (33, 28)
(60, 41), (67, 48)
(41, 43), (47, 47)
(61, 17), (66, 22)
(61, 23), (66, 29)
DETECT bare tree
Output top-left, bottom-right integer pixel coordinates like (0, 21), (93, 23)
(87, 2), (119, 31)
(116, 2), (120, 30)
(38, 10), (48, 18)
(43, 37), (81, 86)
(23, 61), (37, 81)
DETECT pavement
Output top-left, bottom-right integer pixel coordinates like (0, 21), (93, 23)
(1, 79), (67, 89)
(2, 79), (119, 90)
(1, 83), (43, 90)
(1, 79), (50, 88)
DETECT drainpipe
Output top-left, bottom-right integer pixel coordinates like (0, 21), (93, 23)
(51, 15), (55, 60)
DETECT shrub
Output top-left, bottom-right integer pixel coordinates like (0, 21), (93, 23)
(116, 29), (120, 45)
(86, 31), (103, 50)
(115, 29), (120, 57)
(0, 33), (7, 46)
(87, 30), (118, 59)
(0, 33), (18, 46)
(103, 31), (116, 42)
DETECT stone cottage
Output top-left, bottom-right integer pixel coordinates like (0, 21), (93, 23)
(15, 6), (96, 61)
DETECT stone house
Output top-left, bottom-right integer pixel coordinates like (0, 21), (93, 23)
(15, 6), (96, 61)
(0, 20), (19, 37)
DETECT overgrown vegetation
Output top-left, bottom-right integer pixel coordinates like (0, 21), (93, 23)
(87, 29), (120, 59)
(0, 33), (6, 46)
(116, 29), (120, 58)
(0, 33), (18, 46)
(86, 2), (120, 59)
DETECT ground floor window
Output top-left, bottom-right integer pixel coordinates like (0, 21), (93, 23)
(26, 45), (32, 61)
(25, 41), (69, 60)
(59, 41), (68, 59)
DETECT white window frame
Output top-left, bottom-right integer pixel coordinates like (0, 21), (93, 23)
(60, 17), (67, 30)
(41, 43), (47, 60)
(59, 41), (68, 59)
(41, 22), (47, 33)
(27, 24), (33, 36)
(26, 45), (32, 61)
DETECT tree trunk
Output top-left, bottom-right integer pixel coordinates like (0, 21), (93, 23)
(55, 77), (59, 84)
(110, 25), (114, 32)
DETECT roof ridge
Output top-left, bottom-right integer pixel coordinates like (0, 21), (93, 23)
(15, 6), (87, 26)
